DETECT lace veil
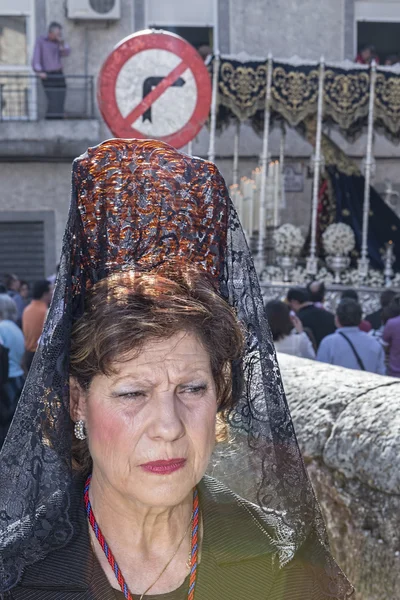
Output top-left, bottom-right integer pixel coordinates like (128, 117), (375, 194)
(0, 139), (352, 598)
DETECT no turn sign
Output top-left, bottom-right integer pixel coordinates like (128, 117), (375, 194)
(98, 30), (212, 148)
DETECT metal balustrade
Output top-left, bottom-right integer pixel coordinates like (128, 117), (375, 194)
(0, 73), (94, 121)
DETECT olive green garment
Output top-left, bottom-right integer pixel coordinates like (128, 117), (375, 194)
(8, 476), (345, 600)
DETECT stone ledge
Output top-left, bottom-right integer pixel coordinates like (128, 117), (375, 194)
(0, 119), (101, 158)
(277, 353), (400, 600)
(277, 353), (400, 494)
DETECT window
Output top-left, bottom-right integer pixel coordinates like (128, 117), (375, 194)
(0, 0), (35, 119)
(145, 0), (215, 52)
(355, 1), (400, 62)
(0, 15), (28, 66)
(148, 26), (213, 53)
(357, 21), (400, 64)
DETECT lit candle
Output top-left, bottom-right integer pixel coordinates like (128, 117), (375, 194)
(246, 182), (255, 236)
(252, 167), (262, 232)
(266, 161), (275, 225)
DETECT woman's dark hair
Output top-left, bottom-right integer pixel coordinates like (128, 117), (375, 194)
(336, 299), (362, 327)
(32, 280), (50, 300)
(341, 289), (359, 302)
(265, 300), (293, 341)
(70, 267), (245, 473)
(287, 287), (310, 305)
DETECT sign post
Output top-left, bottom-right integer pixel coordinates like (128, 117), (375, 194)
(98, 30), (212, 149)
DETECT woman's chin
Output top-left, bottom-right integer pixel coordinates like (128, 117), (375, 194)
(126, 469), (198, 508)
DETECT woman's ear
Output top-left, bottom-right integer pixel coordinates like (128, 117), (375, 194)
(69, 377), (87, 422)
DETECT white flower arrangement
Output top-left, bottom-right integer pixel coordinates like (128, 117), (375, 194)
(274, 224), (305, 257)
(261, 265), (284, 283)
(315, 267), (335, 285)
(340, 268), (361, 286)
(391, 273), (400, 289)
(322, 223), (356, 257)
(365, 269), (385, 287)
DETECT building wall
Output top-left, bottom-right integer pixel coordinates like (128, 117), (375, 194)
(2, 162), (71, 270)
(229, 0), (345, 60)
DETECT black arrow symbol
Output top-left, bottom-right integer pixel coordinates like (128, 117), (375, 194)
(142, 76), (186, 122)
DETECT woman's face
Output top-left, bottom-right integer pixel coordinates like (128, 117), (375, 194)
(71, 331), (218, 509)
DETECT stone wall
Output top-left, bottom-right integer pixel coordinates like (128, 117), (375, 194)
(278, 354), (400, 600)
(209, 355), (400, 599)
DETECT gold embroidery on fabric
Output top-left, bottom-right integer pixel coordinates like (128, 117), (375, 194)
(215, 58), (400, 143)
(271, 66), (319, 126)
(375, 73), (400, 139)
(219, 61), (267, 121)
(324, 70), (370, 130)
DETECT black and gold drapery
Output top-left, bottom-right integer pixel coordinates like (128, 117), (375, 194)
(375, 70), (400, 141)
(212, 56), (400, 142)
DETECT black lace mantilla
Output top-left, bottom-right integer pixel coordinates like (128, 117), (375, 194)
(0, 139), (352, 599)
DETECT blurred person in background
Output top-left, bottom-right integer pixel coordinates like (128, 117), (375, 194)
(356, 44), (380, 65)
(32, 22), (71, 119)
(19, 280), (30, 309)
(266, 300), (316, 359)
(197, 44), (212, 62)
(382, 295), (400, 378)
(366, 289), (396, 331)
(22, 280), (52, 372)
(384, 55), (400, 66)
(4, 273), (24, 326)
(317, 299), (385, 374)
(341, 289), (372, 332)
(287, 287), (335, 349)
(0, 294), (25, 447)
(307, 280), (326, 309)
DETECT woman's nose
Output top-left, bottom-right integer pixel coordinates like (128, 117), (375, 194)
(147, 392), (185, 442)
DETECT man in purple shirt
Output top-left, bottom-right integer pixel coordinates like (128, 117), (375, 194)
(32, 22), (71, 119)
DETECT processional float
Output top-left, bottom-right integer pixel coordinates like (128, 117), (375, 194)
(203, 51), (400, 284)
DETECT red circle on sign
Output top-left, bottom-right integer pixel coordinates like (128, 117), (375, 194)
(97, 30), (212, 148)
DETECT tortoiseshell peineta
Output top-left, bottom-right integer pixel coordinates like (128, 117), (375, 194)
(72, 138), (229, 293)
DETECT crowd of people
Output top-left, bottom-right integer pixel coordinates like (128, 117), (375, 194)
(267, 282), (400, 376)
(0, 273), (53, 446)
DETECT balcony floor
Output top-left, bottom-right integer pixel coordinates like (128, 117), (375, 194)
(0, 119), (101, 159)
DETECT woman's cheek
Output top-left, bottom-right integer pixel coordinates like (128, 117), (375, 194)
(88, 400), (131, 449)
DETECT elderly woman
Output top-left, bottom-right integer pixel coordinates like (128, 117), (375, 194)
(0, 140), (352, 600)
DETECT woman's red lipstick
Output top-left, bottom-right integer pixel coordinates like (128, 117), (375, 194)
(140, 459), (186, 474)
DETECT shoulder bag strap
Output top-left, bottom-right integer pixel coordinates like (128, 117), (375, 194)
(338, 331), (366, 371)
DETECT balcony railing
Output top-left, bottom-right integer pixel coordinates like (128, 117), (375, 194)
(0, 74), (94, 121)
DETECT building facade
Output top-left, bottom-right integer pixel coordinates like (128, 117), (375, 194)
(0, 0), (399, 280)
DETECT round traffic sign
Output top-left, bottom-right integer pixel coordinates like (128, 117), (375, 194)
(97, 30), (212, 148)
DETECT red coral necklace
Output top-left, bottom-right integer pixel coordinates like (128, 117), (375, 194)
(84, 475), (199, 599)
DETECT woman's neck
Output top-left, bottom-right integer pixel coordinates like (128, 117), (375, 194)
(88, 469), (193, 594)
(89, 469), (192, 555)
